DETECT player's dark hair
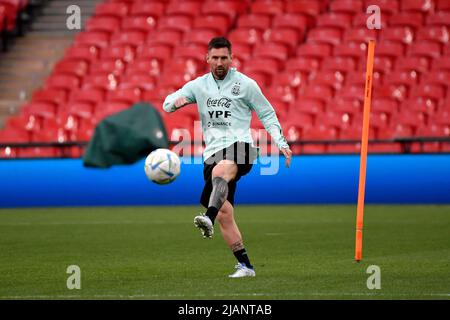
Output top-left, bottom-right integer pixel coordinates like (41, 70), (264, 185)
(208, 37), (232, 54)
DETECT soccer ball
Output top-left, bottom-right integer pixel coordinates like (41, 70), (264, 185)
(144, 148), (181, 185)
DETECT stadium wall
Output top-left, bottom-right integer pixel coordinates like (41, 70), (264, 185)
(1, 155), (450, 208)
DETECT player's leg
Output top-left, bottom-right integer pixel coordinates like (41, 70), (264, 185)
(217, 200), (255, 277)
(205, 159), (238, 223)
(194, 159), (237, 238)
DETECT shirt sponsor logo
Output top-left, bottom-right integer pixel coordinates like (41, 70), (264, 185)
(207, 97), (231, 108)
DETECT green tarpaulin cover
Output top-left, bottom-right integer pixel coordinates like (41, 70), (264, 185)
(83, 103), (169, 168)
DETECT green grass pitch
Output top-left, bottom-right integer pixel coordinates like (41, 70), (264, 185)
(0, 205), (449, 300)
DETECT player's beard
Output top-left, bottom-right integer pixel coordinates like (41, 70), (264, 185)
(214, 66), (227, 80)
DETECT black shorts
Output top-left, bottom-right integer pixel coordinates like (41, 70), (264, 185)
(200, 142), (258, 208)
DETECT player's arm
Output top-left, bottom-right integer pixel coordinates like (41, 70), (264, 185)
(245, 80), (292, 168)
(163, 80), (196, 113)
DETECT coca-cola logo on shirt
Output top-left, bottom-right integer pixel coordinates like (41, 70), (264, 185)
(207, 97), (231, 108)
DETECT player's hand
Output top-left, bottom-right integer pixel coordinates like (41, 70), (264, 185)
(281, 147), (292, 168)
(174, 97), (190, 109)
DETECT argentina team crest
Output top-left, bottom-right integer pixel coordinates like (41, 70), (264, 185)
(231, 82), (240, 96)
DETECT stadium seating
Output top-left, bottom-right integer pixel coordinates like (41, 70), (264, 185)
(3, 0), (450, 158)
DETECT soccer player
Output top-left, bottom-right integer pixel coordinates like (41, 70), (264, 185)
(163, 37), (292, 278)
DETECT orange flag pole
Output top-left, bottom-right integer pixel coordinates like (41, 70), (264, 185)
(355, 40), (375, 262)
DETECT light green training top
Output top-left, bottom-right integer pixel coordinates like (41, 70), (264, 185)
(163, 68), (289, 161)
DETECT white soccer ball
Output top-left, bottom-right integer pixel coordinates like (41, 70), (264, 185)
(144, 148), (181, 185)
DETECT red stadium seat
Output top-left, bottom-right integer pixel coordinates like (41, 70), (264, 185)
(333, 42), (366, 59)
(69, 88), (105, 105)
(183, 29), (220, 46)
(83, 74), (119, 91)
(384, 70), (419, 88)
(94, 2), (129, 19)
(321, 57), (356, 72)
(202, 0), (247, 23)
(101, 45), (135, 63)
(0, 128), (30, 157)
(285, 57), (321, 72)
(372, 83), (408, 101)
(408, 41), (442, 59)
(53, 60), (89, 78)
(389, 13), (424, 29)
(23, 101), (57, 118)
(330, 98), (362, 114)
(272, 14), (309, 34)
(136, 44), (172, 61)
(298, 84), (334, 103)
(433, 110), (450, 126)
(413, 124), (449, 152)
(159, 72), (191, 88)
(401, 0), (435, 13)
(285, 0), (322, 17)
(343, 28), (377, 44)
(130, 1), (165, 18)
(243, 71), (271, 87)
(193, 15), (231, 34)
(308, 27), (342, 45)
(250, 0), (284, 17)
(63, 46), (99, 63)
(244, 58), (281, 77)
(264, 28), (302, 52)
(379, 27), (414, 44)
(106, 88), (142, 104)
(316, 13), (352, 29)
(376, 42), (404, 58)
(297, 43), (332, 59)
(422, 71), (450, 86)
(264, 85), (296, 103)
(146, 30), (182, 48)
(309, 70), (345, 90)
(432, 57), (450, 71)
(364, 0), (399, 15)
(352, 12), (388, 28)
(45, 74), (80, 92)
(166, 1), (202, 18)
(330, 0), (363, 14)
(74, 31), (110, 49)
(402, 97), (438, 115)
(228, 28), (263, 47)
(253, 43), (289, 62)
(237, 14), (272, 32)
(172, 44), (206, 63)
(390, 110), (426, 129)
(302, 125), (338, 153)
(426, 12), (450, 27)
(317, 111), (353, 129)
(416, 26), (449, 44)
(371, 98), (399, 115)
(294, 98), (326, 117)
(121, 16), (157, 33)
(335, 84), (363, 102)
(395, 56), (430, 73)
(346, 70), (383, 87)
(110, 31), (146, 47)
(436, 0), (450, 10)
(158, 15), (193, 33)
(95, 101), (130, 119)
(231, 43), (252, 61)
(32, 88), (67, 106)
(89, 58), (126, 77)
(411, 84), (445, 101)
(65, 102), (94, 119)
(369, 56), (395, 73)
(271, 71), (305, 89)
(126, 58), (162, 77)
(119, 74), (156, 91)
(85, 16), (120, 34)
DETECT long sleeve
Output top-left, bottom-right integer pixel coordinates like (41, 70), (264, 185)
(163, 80), (197, 113)
(245, 80), (289, 150)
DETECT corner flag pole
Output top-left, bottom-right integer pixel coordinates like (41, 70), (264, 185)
(355, 40), (375, 262)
